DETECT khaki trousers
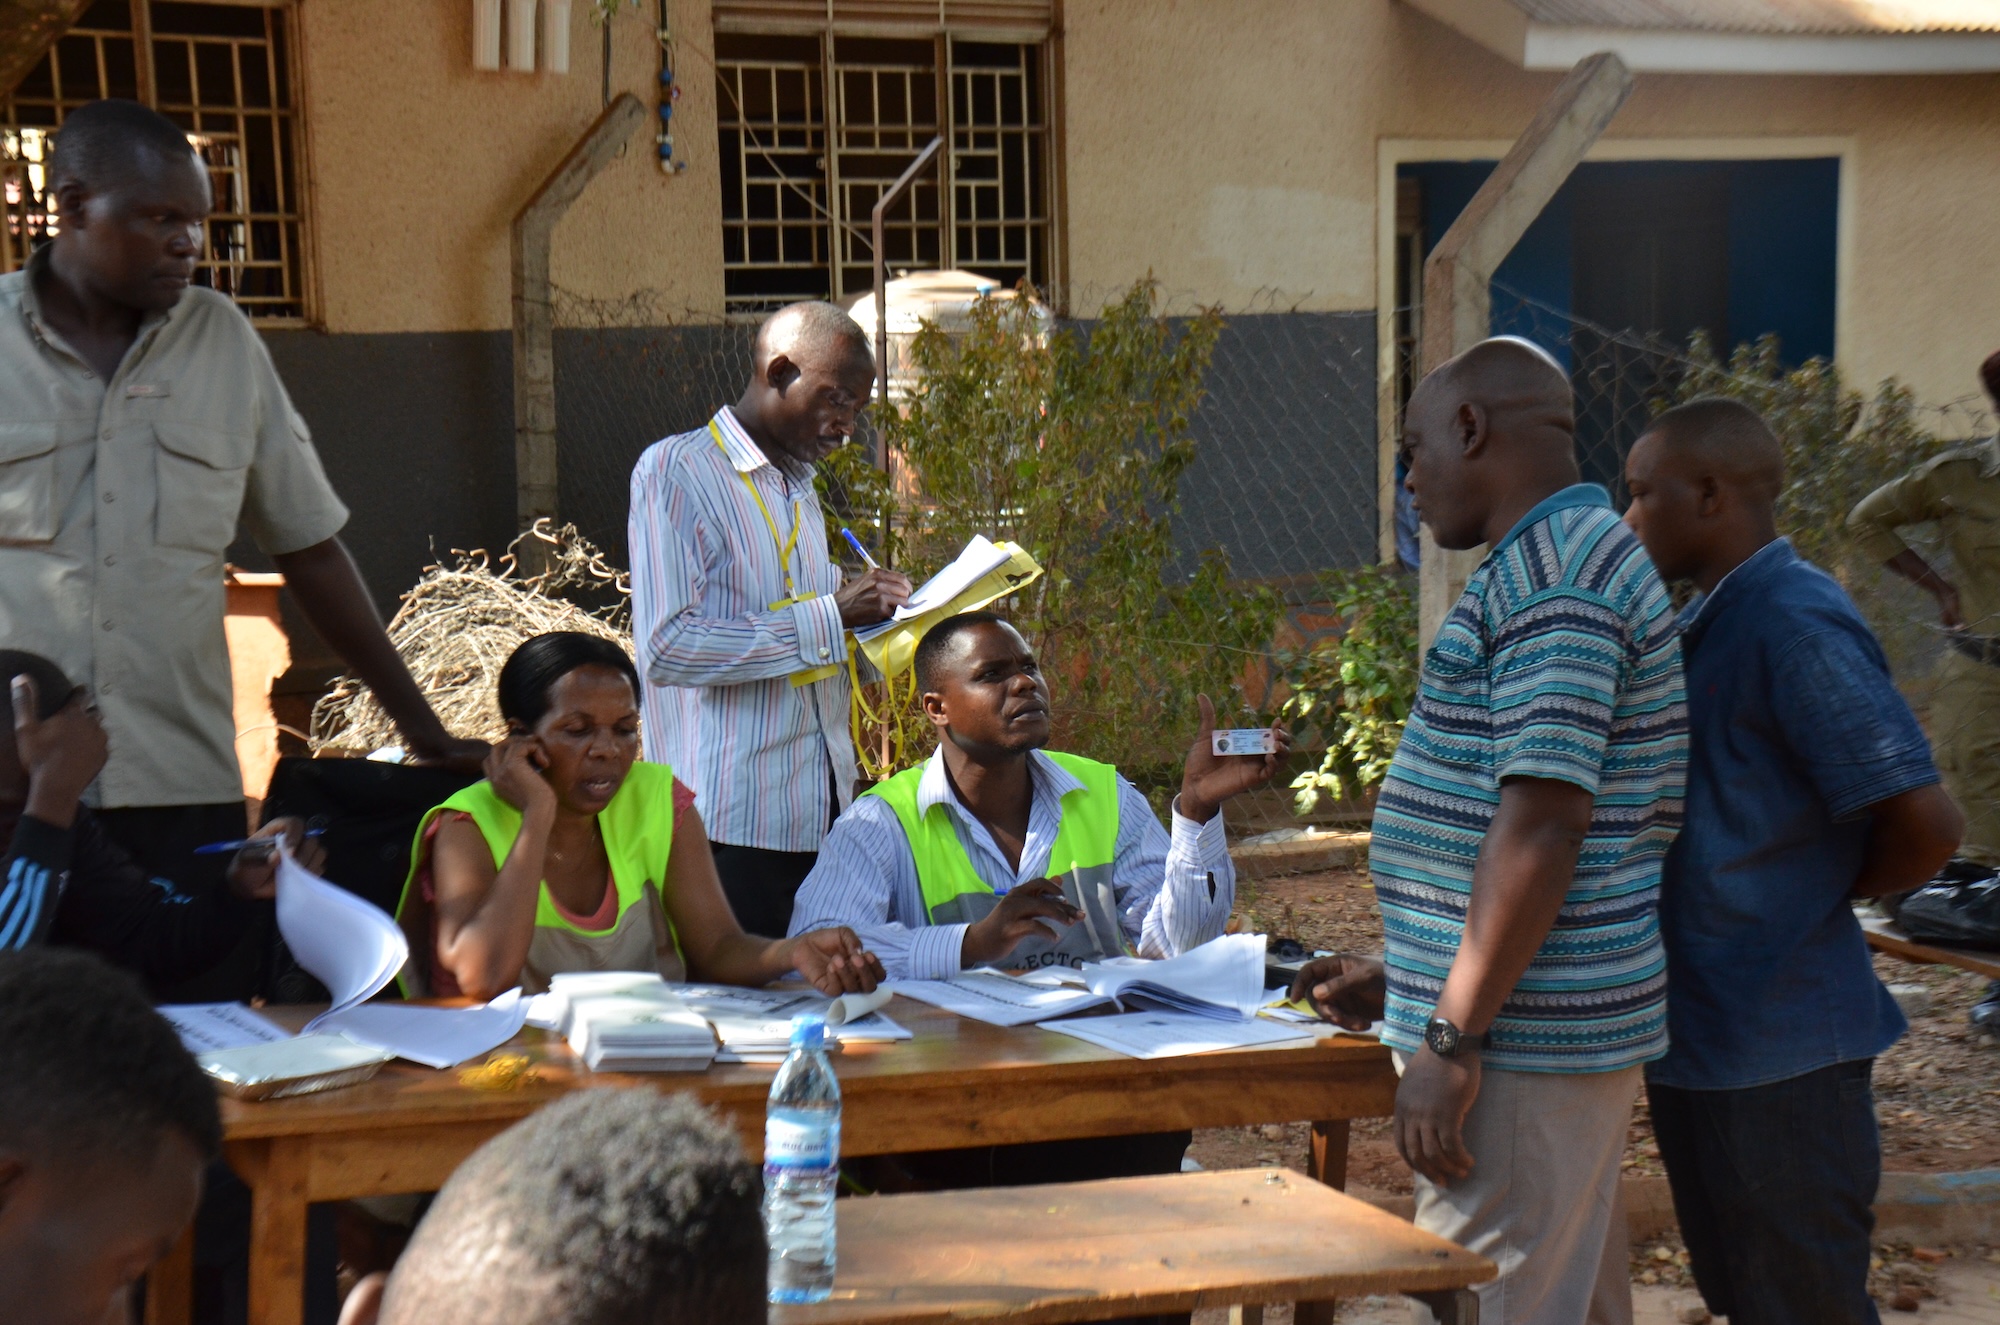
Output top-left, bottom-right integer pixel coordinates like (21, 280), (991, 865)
(1932, 650), (2000, 866)
(1394, 1053), (1640, 1325)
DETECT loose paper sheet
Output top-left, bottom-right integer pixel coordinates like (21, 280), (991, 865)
(1040, 1010), (1316, 1060)
(885, 971), (1108, 1027)
(274, 846), (408, 1033)
(314, 989), (528, 1069)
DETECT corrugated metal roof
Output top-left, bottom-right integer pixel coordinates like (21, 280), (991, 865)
(1506, 0), (2000, 34)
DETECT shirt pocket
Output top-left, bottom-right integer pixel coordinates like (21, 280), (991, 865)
(0, 422), (60, 545)
(154, 420), (254, 553)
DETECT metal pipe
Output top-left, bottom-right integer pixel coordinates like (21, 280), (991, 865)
(870, 134), (945, 555)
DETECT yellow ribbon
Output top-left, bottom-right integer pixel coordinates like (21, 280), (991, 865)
(711, 419), (841, 687)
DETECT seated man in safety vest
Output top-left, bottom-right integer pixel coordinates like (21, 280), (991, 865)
(788, 610), (1290, 981)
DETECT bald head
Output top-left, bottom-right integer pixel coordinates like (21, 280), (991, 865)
(1400, 336), (1579, 550)
(733, 301), (876, 469)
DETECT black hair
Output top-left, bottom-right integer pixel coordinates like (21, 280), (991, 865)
(0, 650), (80, 720)
(49, 98), (200, 193)
(912, 610), (1012, 695)
(0, 949), (221, 1165)
(1642, 396), (1785, 499)
(495, 633), (640, 729)
(380, 1090), (765, 1325)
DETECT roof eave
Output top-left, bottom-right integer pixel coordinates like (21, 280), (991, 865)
(1400, 0), (2000, 73)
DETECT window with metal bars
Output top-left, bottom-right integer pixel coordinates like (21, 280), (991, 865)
(2, 0), (309, 322)
(715, 30), (1052, 317)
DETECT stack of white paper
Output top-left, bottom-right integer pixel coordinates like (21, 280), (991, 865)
(274, 848), (409, 1033)
(1043, 1010), (1316, 1060)
(159, 1002), (290, 1054)
(681, 984), (908, 1063)
(1082, 933), (1267, 1021)
(555, 973), (716, 1072)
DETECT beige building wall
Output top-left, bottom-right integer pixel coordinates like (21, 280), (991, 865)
(295, 0), (724, 334)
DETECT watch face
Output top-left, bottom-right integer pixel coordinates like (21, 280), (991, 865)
(1426, 1017), (1458, 1056)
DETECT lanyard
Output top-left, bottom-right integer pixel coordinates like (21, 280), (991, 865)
(711, 419), (805, 608)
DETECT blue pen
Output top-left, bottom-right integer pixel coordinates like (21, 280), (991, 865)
(192, 827), (326, 856)
(839, 527), (881, 570)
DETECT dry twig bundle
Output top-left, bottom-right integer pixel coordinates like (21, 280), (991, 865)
(309, 521), (633, 755)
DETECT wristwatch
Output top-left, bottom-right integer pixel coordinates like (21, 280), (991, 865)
(1424, 1016), (1489, 1058)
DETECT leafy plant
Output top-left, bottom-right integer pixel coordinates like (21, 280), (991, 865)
(820, 279), (1284, 784)
(1276, 566), (1417, 815)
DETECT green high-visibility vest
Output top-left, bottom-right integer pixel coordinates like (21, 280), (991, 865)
(397, 760), (684, 995)
(864, 751), (1130, 970)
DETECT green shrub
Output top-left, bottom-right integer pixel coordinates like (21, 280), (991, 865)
(1276, 566), (1417, 815)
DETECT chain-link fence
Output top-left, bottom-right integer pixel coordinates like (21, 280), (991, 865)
(539, 277), (1997, 849)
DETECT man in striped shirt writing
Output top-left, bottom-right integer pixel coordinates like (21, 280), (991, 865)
(629, 303), (910, 939)
(1292, 338), (1688, 1325)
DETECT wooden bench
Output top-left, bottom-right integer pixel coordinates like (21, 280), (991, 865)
(774, 1167), (1494, 1325)
(1861, 916), (2000, 982)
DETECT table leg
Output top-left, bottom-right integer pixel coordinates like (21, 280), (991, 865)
(246, 1137), (311, 1325)
(1294, 1301), (1337, 1325)
(142, 1222), (195, 1325)
(1408, 1288), (1479, 1324)
(1228, 1307), (1264, 1324)
(1309, 1119), (1350, 1190)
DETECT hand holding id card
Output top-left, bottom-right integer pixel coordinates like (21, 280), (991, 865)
(1212, 728), (1278, 756)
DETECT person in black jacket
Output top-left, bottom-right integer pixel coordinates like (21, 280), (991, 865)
(0, 650), (324, 988)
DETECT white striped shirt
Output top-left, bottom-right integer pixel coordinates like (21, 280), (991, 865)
(787, 747), (1234, 979)
(628, 407), (856, 852)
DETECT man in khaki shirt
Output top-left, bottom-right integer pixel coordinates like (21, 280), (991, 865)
(1848, 349), (2000, 869)
(0, 99), (482, 992)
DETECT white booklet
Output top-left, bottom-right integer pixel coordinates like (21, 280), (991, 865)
(557, 973), (717, 1072)
(1042, 1010), (1316, 1060)
(853, 535), (1013, 642)
(1081, 932), (1268, 1021)
(886, 968), (1108, 1027)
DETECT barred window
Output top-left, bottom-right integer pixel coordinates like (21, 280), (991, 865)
(3, 0), (309, 323)
(716, 21), (1054, 316)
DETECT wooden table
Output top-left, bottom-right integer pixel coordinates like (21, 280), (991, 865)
(153, 997), (1397, 1325)
(775, 1167), (1493, 1324)
(1863, 917), (2000, 981)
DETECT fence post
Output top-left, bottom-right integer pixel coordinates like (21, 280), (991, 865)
(1415, 51), (1634, 645)
(511, 92), (648, 561)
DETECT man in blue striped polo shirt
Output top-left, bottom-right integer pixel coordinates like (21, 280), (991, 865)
(1292, 338), (1687, 1325)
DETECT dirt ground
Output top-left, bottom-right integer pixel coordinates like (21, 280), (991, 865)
(1183, 864), (2000, 1316)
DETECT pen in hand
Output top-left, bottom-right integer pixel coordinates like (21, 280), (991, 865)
(840, 527), (881, 571)
(193, 827), (325, 857)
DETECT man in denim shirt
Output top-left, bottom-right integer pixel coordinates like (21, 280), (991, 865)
(1623, 397), (1964, 1325)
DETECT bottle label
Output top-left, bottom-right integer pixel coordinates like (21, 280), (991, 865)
(765, 1114), (838, 1170)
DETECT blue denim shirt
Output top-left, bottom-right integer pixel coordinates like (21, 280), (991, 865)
(1648, 538), (1937, 1091)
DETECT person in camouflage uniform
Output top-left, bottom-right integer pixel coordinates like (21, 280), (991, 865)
(1849, 350), (2000, 871)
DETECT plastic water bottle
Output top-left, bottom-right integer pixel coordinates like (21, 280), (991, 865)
(764, 1013), (840, 1303)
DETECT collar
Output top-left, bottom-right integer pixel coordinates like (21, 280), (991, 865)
(17, 243), (179, 360)
(1677, 537), (1796, 644)
(916, 746), (1083, 820)
(1490, 483), (1613, 558)
(711, 405), (773, 475)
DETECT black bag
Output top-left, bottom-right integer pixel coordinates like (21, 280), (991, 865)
(258, 756), (478, 1001)
(1885, 860), (2000, 950)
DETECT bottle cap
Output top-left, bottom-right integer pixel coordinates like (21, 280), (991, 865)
(790, 1013), (827, 1050)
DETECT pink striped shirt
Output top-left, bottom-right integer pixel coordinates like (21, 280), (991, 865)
(628, 407), (856, 851)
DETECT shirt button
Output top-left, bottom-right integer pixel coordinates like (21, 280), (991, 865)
(819, 647), (831, 659)
(102, 491), (115, 504)
(101, 620), (115, 631)
(103, 554), (117, 567)
(100, 429), (112, 441)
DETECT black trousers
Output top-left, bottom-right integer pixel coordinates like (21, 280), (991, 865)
(710, 841), (822, 939)
(96, 800), (264, 1002)
(1649, 1059), (1883, 1325)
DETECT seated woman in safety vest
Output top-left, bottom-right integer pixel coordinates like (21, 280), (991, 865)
(787, 611), (1290, 981)
(399, 631), (882, 1000)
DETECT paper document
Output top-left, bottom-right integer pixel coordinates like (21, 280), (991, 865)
(275, 847), (408, 1033)
(159, 1002), (290, 1054)
(682, 984), (907, 1062)
(886, 969), (1109, 1027)
(1082, 933), (1267, 1021)
(854, 535), (1013, 641)
(314, 989), (529, 1069)
(561, 974), (717, 1072)
(1041, 1010), (1316, 1060)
